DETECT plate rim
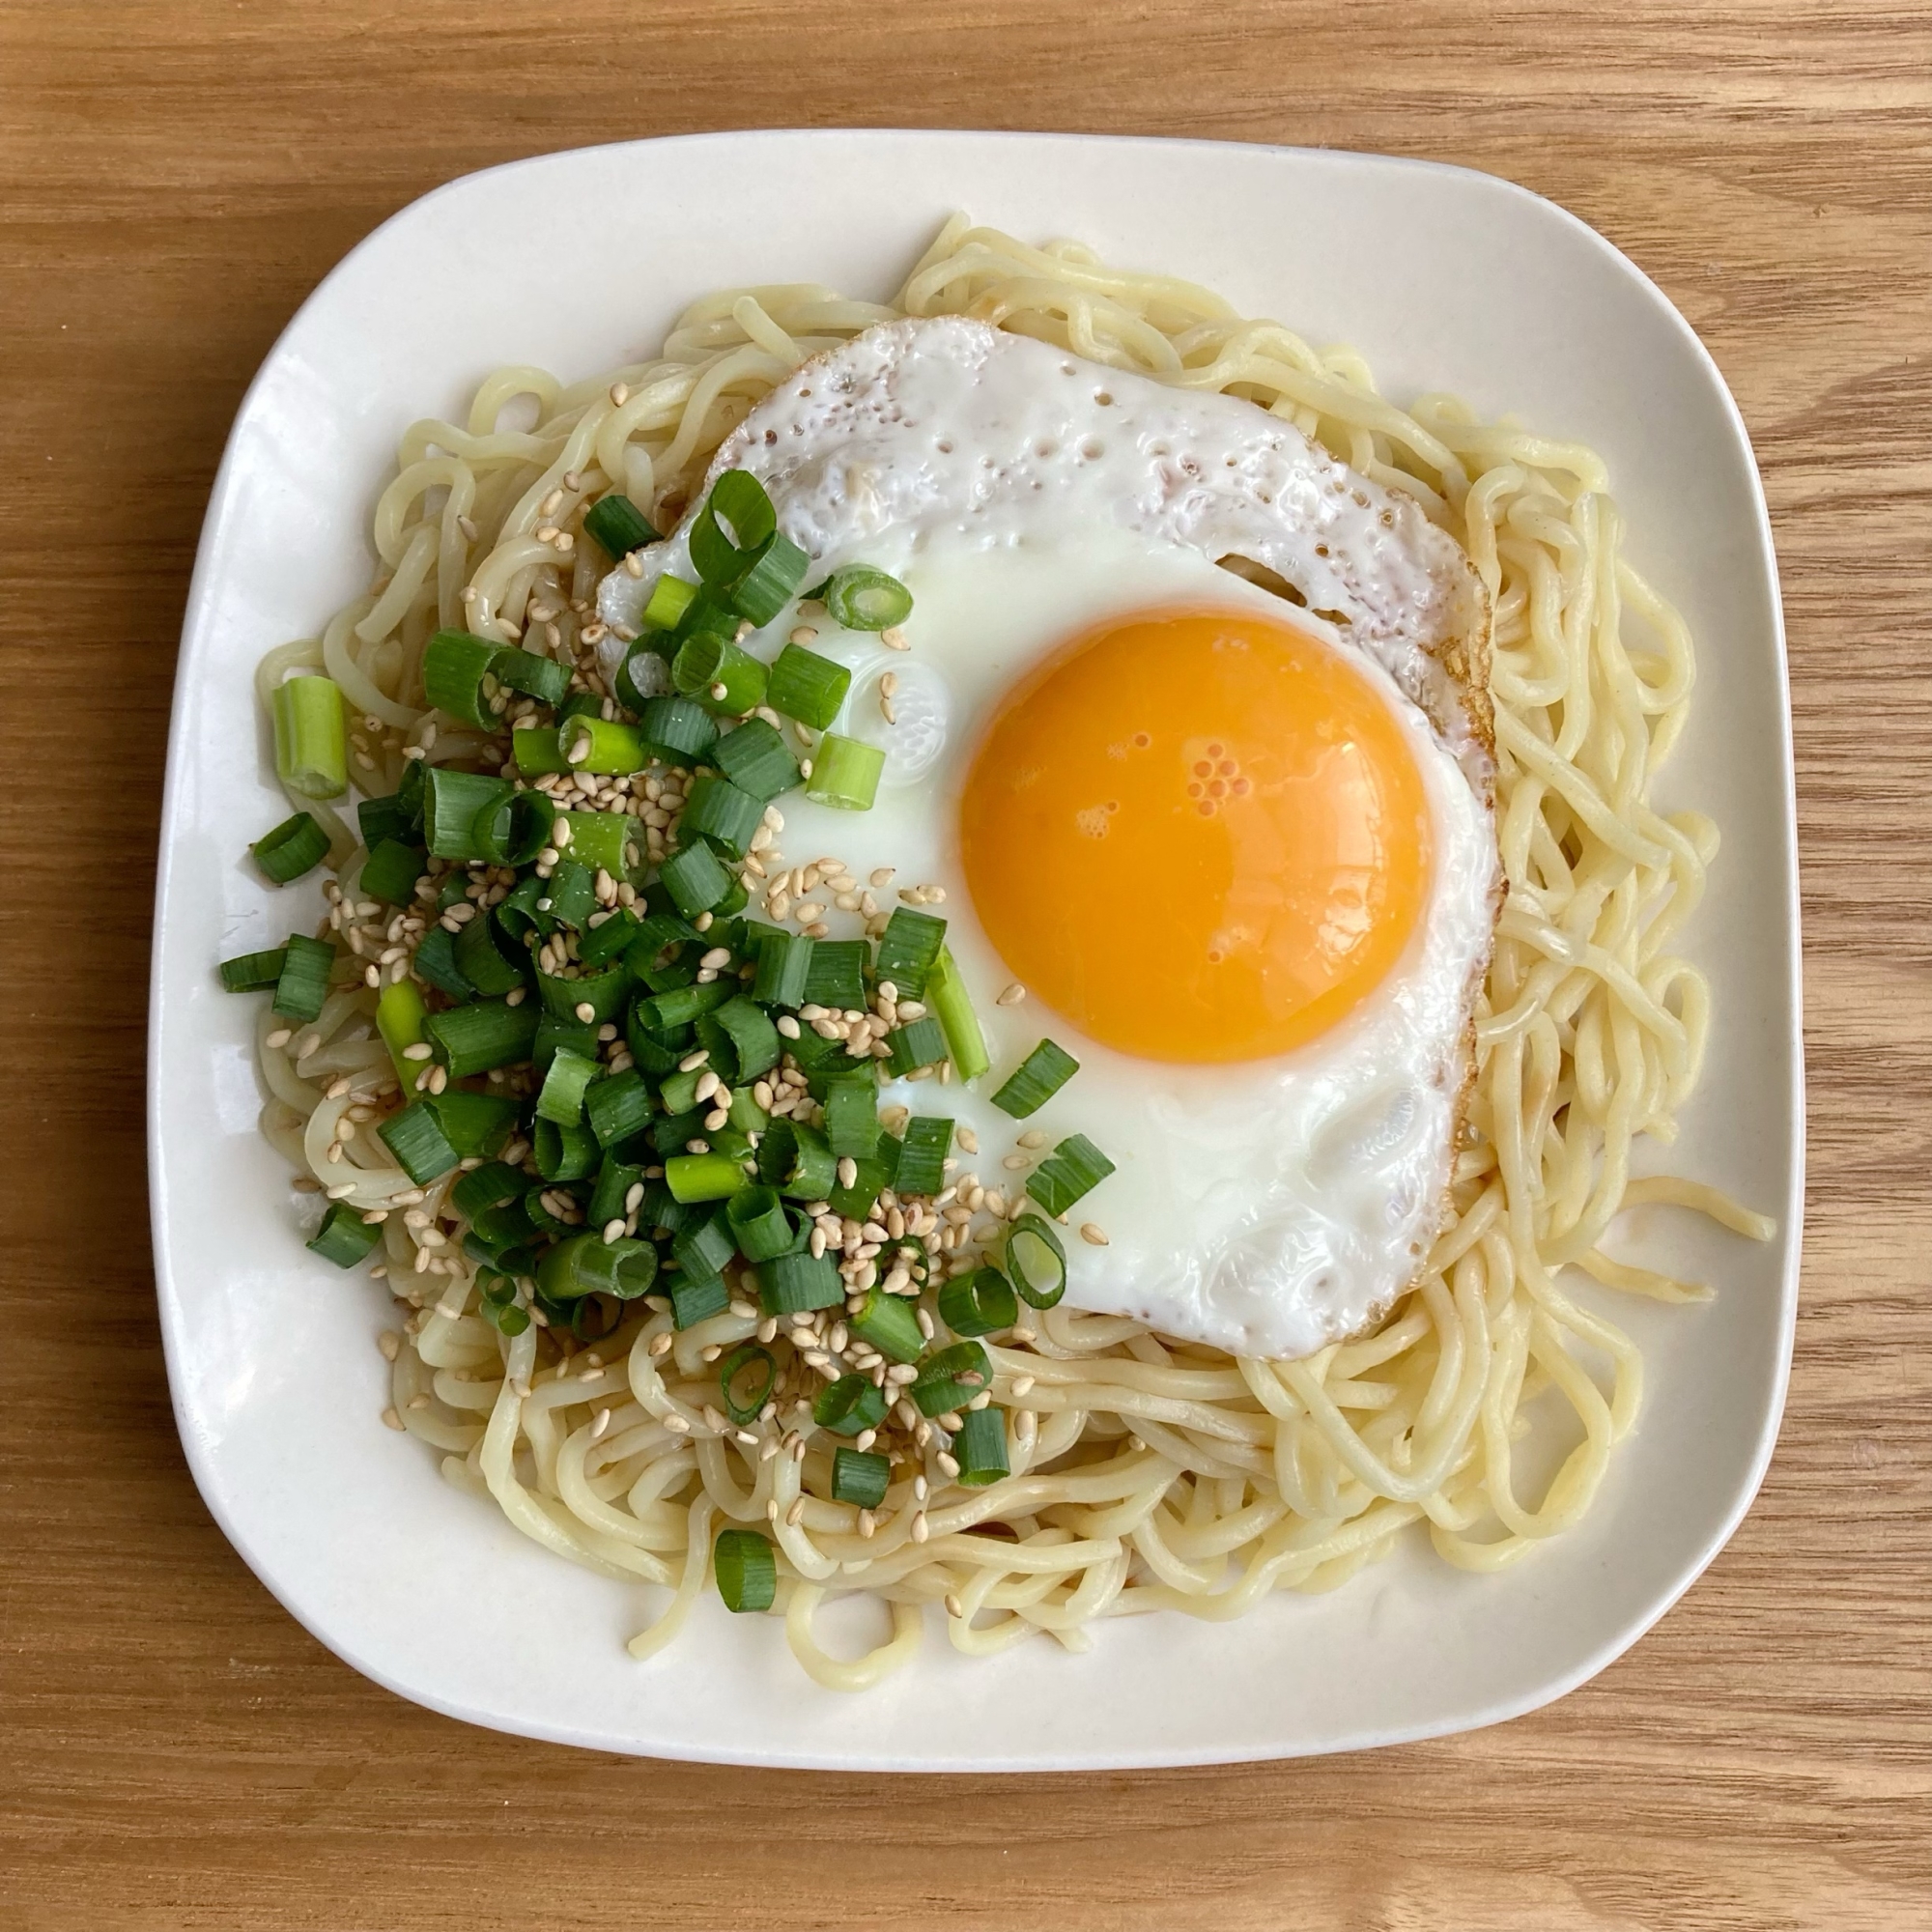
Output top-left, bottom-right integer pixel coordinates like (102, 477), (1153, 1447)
(149, 127), (1804, 1770)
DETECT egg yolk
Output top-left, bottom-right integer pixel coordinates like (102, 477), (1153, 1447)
(958, 607), (1433, 1065)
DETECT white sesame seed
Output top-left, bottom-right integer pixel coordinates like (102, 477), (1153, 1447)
(1017, 1128), (1049, 1150)
(1080, 1222), (1110, 1246)
(381, 1406), (406, 1432)
(881, 626), (909, 651)
(997, 982), (1027, 1007)
(945, 1592), (964, 1618)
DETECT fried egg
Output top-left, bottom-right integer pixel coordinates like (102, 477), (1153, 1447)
(599, 317), (1498, 1359)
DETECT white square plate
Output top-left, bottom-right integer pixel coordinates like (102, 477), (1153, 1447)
(151, 129), (1802, 1769)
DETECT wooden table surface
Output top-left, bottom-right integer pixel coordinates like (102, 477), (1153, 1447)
(3, 3), (1928, 1927)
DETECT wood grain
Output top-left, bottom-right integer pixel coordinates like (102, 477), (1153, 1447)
(1, 3), (1927, 1926)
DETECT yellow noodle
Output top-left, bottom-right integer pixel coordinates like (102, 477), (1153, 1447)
(257, 220), (1775, 1686)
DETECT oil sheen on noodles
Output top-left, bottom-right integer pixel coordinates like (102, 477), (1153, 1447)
(254, 219), (1774, 1690)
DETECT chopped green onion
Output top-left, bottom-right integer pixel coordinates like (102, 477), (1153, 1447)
(827, 1154), (891, 1223)
(884, 1015), (948, 1078)
(873, 907), (946, 1001)
(534, 1046), (600, 1124)
(367, 978), (427, 1085)
(690, 470), (777, 583)
(680, 774), (764, 858)
(719, 1343), (778, 1425)
(727, 1086), (768, 1135)
(479, 1302), (532, 1340)
(813, 1373), (889, 1436)
(563, 1294), (623, 1343)
(424, 768), (511, 861)
(467, 1204), (534, 1264)
(525, 1014), (580, 1075)
(585, 1068), (654, 1148)
(306, 1201), (383, 1267)
(560, 717), (652, 775)
(849, 1285), (923, 1364)
(757, 1249), (843, 1315)
(939, 1266), (1018, 1338)
(538, 1230), (658, 1301)
(422, 630), (505, 728)
(452, 1161), (524, 1220)
(614, 643), (670, 713)
(473, 790), (551, 867)
(378, 1099), (461, 1184)
(586, 1156), (642, 1229)
(511, 725), (568, 777)
(658, 840), (732, 919)
(803, 940), (867, 1013)
(358, 838), (426, 906)
(452, 913), (526, 997)
(756, 1120), (838, 1201)
(532, 1116), (600, 1180)
(1027, 1134), (1117, 1218)
(357, 791), (417, 850)
(543, 858), (598, 929)
(820, 564), (913, 633)
(578, 910), (641, 970)
(638, 695), (719, 764)
(822, 1079), (881, 1158)
(672, 633), (769, 715)
(420, 1092), (515, 1161)
(724, 1185), (796, 1263)
(423, 998), (538, 1078)
(891, 1116), (952, 1197)
(271, 675), (348, 799)
(713, 1527), (777, 1614)
(624, 1005), (687, 1078)
(492, 646), (570, 705)
(724, 529), (810, 626)
(706, 997), (780, 1082)
(991, 1038), (1080, 1118)
(271, 932), (335, 1022)
(911, 1340), (992, 1419)
(554, 811), (634, 881)
(641, 574), (699, 632)
(219, 947), (287, 993)
(752, 927), (814, 1006)
(412, 925), (473, 1002)
(673, 1208), (736, 1281)
(765, 644), (851, 730)
(830, 1447), (890, 1509)
(535, 961), (630, 1025)
(657, 1065), (706, 1116)
(1004, 1212), (1067, 1309)
(952, 1405), (1009, 1487)
(665, 1150), (749, 1203)
(423, 989), (537, 1082)
(669, 1271), (730, 1329)
(713, 719), (801, 801)
(251, 811), (328, 885)
(926, 947), (989, 1083)
(643, 978), (734, 1030)
(804, 733), (885, 810)
(582, 493), (660, 559)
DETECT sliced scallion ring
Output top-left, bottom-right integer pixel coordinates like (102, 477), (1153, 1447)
(714, 1527), (777, 1613)
(718, 1343), (778, 1426)
(820, 564), (912, 632)
(1004, 1212), (1067, 1309)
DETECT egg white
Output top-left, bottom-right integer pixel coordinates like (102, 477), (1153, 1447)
(597, 321), (1498, 1359)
